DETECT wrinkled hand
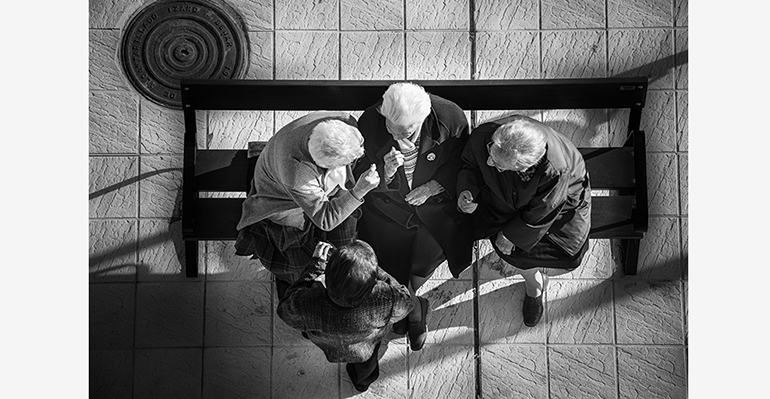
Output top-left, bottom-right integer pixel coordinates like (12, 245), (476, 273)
(405, 180), (444, 206)
(495, 232), (515, 255)
(352, 164), (381, 199)
(383, 147), (404, 179)
(457, 190), (478, 214)
(312, 241), (334, 261)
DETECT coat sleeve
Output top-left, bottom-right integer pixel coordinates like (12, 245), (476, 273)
(276, 258), (326, 330)
(430, 109), (469, 198)
(501, 171), (570, 252)
(457, 134), (483, 199)
(374, 267), (414, 324)
(431, 132), (468, 199)
(284, 160), (363, 231)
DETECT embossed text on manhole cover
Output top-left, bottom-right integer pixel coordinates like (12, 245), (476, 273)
(120, 0), (249, 108)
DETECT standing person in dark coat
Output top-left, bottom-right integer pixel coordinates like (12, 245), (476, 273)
(277, 240), (413, 392)
(457, 115), (591, 327)
(354, 82), (474, 351)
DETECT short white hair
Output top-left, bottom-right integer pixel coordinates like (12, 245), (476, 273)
(379, 82), (432, 125)
(491, 116), (547, 168)
(308, 119), (364, 168)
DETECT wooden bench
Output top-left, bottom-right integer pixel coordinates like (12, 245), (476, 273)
(180, 78), (648, 278)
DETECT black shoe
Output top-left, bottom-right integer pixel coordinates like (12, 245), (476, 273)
(523, 294), (543, 327)
(393, 318), (408, 335)
(408, 297), (429, 351)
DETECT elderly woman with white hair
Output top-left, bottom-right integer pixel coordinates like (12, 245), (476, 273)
(235, 111), (381, 298)
(354, 83), (474, 351)
(457, 115), (591, 327)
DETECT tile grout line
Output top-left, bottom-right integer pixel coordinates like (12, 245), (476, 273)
(200, 278), (208, 397)
(473, 242), (482, 399)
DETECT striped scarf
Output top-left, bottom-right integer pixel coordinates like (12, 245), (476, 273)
(400, 134), (421, 188)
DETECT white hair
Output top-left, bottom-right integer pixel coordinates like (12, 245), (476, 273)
(379, 82), (432, 125)
(491, 116), (547, 168)
(308, 119), (364, 168)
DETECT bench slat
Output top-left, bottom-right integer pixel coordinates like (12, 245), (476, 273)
(589, 196), (643, 239)
(580, 147), (635, 189)
(193, 198), (244, 240)
(194, 146), (637, 192)
(181, 78), (647, 111)
(196, 150), (252, 191)
(189, 196), (642, 241)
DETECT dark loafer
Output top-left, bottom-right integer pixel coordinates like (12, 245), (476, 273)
(408, 296), (429, 351)
(392, 318), (408, 335)
(523, 294), (543, 327)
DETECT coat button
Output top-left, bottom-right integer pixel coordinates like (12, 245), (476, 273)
(426, 153), (436, 161)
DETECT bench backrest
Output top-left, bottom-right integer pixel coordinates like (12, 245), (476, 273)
(180, 78), (648, 240)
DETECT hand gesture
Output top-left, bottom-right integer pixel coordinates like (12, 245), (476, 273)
(312, 241), (334, 261)
(352, 164), (380, 199)
(495, 232), (515, 255)
(457, 190), (478, 214)
(383, 147), (404, 178)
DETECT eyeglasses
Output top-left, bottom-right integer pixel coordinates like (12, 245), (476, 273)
(486, 141), (528, 172)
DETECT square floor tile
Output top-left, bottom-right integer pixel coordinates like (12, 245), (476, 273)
(272, 347), (339, 399)
(90, 283), (135, 349)
(90, 349), (133, 399)
(205, 281), (273, 347)
(134, 348), (202, 399)
(202, 347), (271, 398)
(481, 344), (547, 398)
(617, 346), (686, 399)
(547, 280), (614, 344)
(135, 282), (205, 348)
(549, 345), (616, 399)
(409, 345), (475, 398)
(615, 280), (683, 344)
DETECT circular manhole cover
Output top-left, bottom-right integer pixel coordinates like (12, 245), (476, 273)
(120, 0), (249, 108)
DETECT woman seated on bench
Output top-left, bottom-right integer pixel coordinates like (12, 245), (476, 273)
(457, 115), (592, 327)
(234, 112), (380, 297)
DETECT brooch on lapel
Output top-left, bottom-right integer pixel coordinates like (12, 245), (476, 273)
(426, 153), (436, 161)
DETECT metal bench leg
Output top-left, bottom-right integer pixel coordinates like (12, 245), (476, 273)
(621, 239), (640, 275)
(185, 240), (199, 278)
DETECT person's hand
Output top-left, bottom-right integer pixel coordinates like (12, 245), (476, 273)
(352, 164), (380, 200)
(383, 147), (404, 179)
(405, 180), (443, 206)
(457, 190), (478, 214)
(312, 241), (334, 261)
(495, 232), (515, 255)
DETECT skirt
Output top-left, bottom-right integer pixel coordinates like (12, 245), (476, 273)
(235, 209), (361, 283)
(491, 234), (589, 270)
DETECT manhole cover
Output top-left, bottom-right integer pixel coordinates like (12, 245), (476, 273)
(120, 0), (248, 108)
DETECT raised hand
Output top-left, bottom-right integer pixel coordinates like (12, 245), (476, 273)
(383, 147), (404, 179)
(312, 241), (334, 261)
(352, 164), (381, 200)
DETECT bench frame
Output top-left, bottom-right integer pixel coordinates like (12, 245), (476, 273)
(180, 78), (648, 278)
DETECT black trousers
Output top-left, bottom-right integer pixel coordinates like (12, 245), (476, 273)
(346, 341), (381, 391)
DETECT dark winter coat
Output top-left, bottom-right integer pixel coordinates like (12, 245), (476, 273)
(457, 115), (591, 257)
(353, 94), (474, 279)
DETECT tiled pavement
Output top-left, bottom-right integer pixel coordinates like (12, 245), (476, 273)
(89, 0), (688, 398)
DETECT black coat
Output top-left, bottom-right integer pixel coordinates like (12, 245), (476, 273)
(353, 94), (474, 280)
(457, 115), (591, 257)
